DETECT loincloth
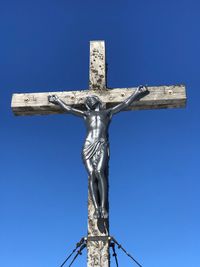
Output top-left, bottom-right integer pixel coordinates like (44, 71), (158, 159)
(82, 138), (109, 164)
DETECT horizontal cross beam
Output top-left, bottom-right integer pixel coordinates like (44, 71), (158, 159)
(11, 85), (186, 116)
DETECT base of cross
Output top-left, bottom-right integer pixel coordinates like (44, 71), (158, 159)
(87, 191), (110, 266)
(59, 235), (142, 267)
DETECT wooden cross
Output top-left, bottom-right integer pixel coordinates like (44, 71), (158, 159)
(11, 41), (186, 267)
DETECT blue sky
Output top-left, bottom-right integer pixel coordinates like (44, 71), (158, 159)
(0, 0), (200, 266)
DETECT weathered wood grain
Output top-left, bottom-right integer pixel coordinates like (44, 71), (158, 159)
(11, 85), (186, 116)
(87, 192), (110, 267)
(89, 41), (106, 90)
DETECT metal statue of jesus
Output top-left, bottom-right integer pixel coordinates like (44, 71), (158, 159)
(48, 85), (148, 219)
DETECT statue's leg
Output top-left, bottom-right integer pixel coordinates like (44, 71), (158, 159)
(84, 158), (100, 218)
(95, 148), (108, 219)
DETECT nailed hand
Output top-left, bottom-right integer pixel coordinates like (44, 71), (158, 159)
(138, 85), (148, 94)
(48, 95), (59, 104)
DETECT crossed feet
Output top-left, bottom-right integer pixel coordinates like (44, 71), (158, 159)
(94, 207), (108, 219)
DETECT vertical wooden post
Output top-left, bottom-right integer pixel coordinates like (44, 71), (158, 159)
(87, 41), (110, 267)
(89, 41), (106, 90)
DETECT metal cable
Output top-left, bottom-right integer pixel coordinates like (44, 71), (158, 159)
(59, 235), (143, 267)
(111, 237), (143, 267)
(69, 243), (86, 267)
(59, 237), (85, 267)
(110, 242), (119, 267)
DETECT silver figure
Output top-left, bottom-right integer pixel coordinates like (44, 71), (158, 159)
(48, 86), (148, 219)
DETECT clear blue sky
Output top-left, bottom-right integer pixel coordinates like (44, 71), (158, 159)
(0, 0), (199, 266)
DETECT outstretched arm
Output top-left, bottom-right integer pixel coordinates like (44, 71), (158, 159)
(48, 95), (85, 117)
(109, 85), (149, 115)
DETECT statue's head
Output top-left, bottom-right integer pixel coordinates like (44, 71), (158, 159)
(84, 95), (103, 110)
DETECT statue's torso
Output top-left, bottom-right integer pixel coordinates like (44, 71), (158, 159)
(84, 110), (111, 144)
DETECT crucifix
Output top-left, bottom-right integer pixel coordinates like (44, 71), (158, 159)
(11, 41), (186, 267)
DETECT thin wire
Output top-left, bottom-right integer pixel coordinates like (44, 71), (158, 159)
(110, 242), (119, 267)
(111, 237), (143, 267)
(59, 235), (143, 267)
(69, 243), (86, 267)
(59, 237), (85, 267)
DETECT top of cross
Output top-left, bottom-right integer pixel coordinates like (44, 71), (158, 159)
(11, 40), (186, 116)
